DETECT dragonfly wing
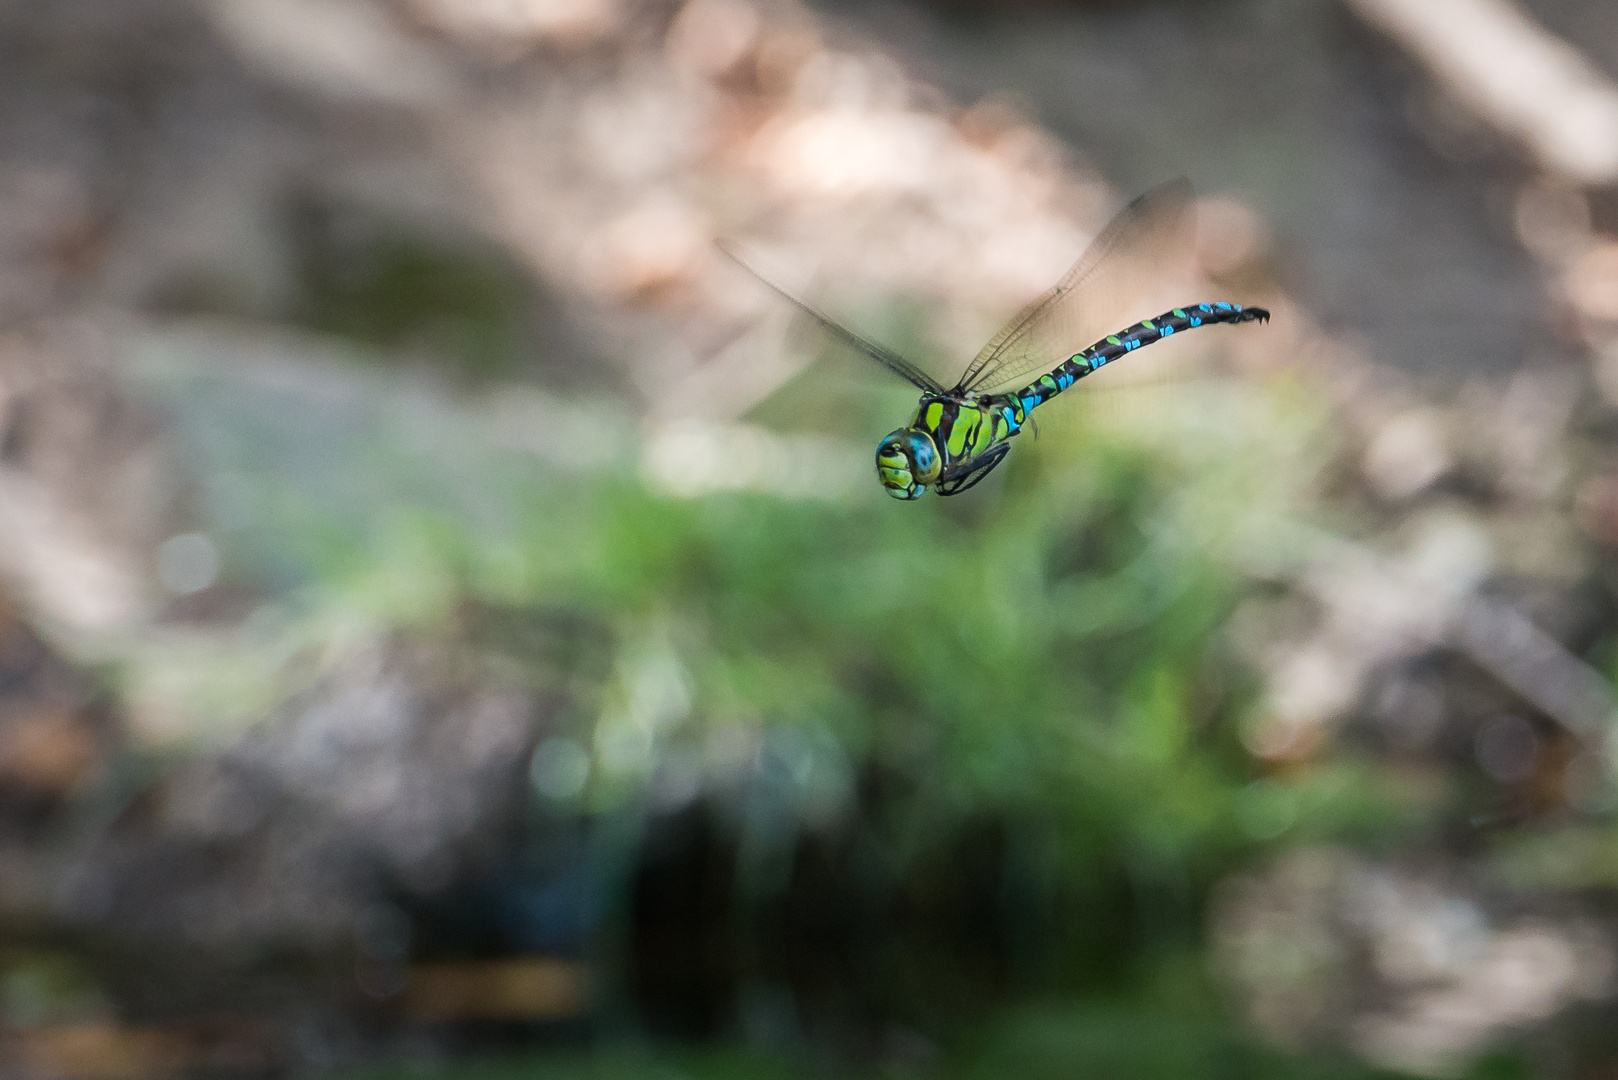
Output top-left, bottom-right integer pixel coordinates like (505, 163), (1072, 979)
(718, 242), (946, 395)
(953, 178), (1196, 396)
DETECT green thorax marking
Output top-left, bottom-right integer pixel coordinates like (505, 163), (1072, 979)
(947, 409), (979, 456)
(911, 395), (1019, 471)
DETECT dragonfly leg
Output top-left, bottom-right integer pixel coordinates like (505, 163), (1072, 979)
(936, 443), (1011, 497)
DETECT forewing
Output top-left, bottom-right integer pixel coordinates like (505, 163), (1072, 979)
(718, 242), (946, 395)
(954, 178), (1195, 395)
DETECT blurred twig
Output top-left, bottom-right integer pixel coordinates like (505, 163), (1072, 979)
(1343, 0), (1618, 184)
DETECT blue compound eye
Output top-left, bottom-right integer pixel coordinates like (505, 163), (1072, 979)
(907, 433), (936, 475)
(895, 430), (940, 484)
(877, 428), (938, 496)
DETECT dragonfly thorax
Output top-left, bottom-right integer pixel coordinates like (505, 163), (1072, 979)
(726, 178), (1270, 502)
(876, 428), (941, 500)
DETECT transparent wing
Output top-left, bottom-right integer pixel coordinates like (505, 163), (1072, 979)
(718, 242), (946, 395)
(954, 178), (1195, 396)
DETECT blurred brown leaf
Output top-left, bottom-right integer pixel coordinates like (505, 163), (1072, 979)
(6, 1023), (190, 1080)
(0, 709), (98, 795)
(405, 957), (590, 1022)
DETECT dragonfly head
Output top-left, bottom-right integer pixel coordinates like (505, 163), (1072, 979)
(876, 428), (941, 499)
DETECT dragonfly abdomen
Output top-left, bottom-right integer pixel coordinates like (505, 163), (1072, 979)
(1014, 302), (1270, 415)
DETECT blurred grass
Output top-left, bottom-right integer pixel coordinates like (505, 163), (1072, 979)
(330, 1004), (1512, 1080)
(120, 313), (1440, 1071)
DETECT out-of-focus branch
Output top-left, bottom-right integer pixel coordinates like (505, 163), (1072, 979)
(1246, 519), (1616, 758)
(1343, 0), (1618, 185)
(1454, 597), (1616, 748)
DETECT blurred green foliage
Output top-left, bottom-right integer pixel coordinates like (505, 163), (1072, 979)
(287, 197), (542, 383)
(334, 1005), (1522, 1080)
(132, 322), (1433, 1074)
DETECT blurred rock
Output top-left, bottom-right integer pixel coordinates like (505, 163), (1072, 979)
(1567, 242), (1618, 324)
(1212, 847), (1614, 1071)
(53, 635), (553, 961)
(0, 592), (113, 838)
(206, 0), (462, 108)
(0, 329), (171, 640)
(1363, 409), (1450, 502)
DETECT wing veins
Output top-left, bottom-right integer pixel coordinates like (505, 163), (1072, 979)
(719, 242), (945, 395)
(952, 178), (1194, 395)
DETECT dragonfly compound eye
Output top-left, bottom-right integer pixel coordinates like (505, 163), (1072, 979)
(730, 179), (1269, 504)
(876, 429), (939, 499)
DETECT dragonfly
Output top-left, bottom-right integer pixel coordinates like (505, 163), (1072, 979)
(725, 178), (1269, 499)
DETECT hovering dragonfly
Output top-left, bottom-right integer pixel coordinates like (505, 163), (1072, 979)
(725, 178), (1269, 499)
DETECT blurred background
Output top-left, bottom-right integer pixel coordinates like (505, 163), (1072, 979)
(4, 0), (1618, 1076)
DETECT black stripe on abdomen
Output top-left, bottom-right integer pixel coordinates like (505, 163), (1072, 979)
(1014, 302), (1270, 413)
